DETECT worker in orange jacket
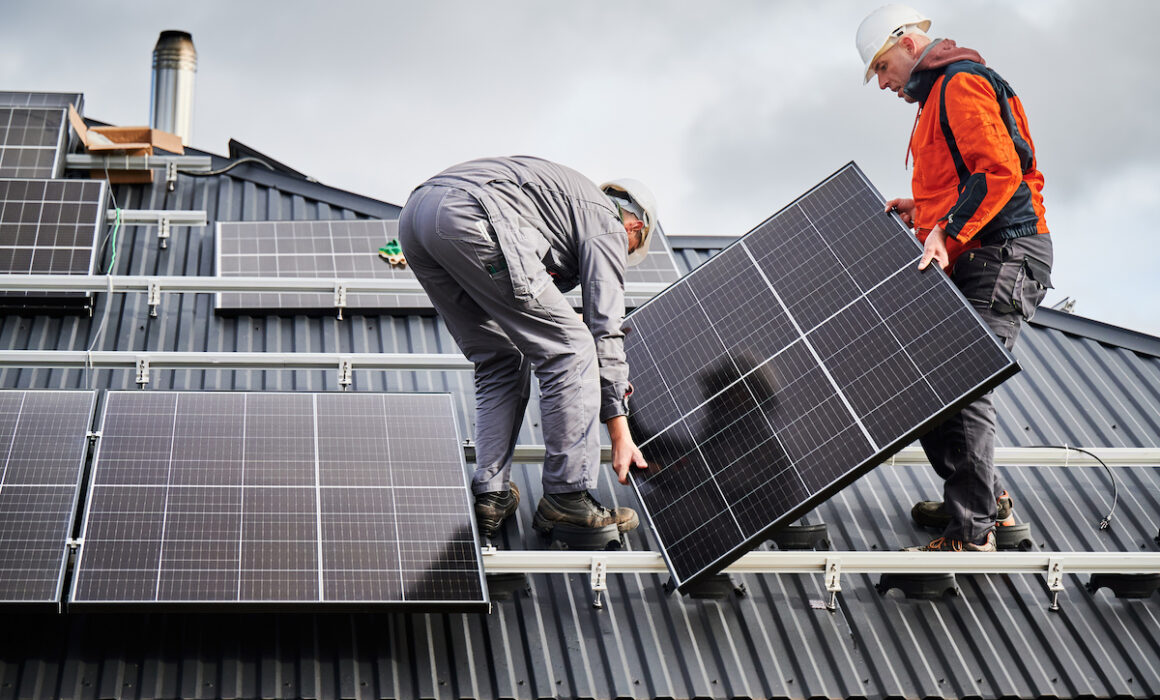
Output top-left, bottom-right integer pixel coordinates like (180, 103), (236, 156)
(857, 5), (1054, 551)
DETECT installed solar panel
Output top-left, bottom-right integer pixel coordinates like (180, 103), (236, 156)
(215, 218), (679, 315)
(0, 178), (107, 311)
(624, 163), (1017, 589)
(0, 390), (96, 608)
(70, 391), (487, 610)
(0, 107), (69, 179)
(215, 219), (430, 314)
(0, 91), (84, 110)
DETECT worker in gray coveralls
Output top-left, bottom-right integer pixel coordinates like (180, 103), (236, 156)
(398, 156), (655, 539)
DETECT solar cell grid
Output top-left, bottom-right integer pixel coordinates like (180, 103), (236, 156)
(0, 178), (106, 311)
(71, 391), (486, 609)
(0, 390), (95, 607)
(216, 218), (681, 314)
(624, 163), (1017, 588)
(0, 107), (68, 179)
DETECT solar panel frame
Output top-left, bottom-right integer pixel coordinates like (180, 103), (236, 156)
(0, 91), (84, 110)
(0, 107), (70, 179)
(624, 162), (1019, 590)
(0, 178), (107, 311)
(69, 391), (488, 611)
(0, 390), (96, 610)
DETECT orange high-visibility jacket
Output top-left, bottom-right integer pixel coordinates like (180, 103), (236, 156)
(904, 40), (1049, 265)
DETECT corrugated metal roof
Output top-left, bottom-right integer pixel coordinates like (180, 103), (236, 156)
(1, 158), (1157, 700)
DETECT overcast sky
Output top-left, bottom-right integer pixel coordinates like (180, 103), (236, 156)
(3, 0), (1157, 336)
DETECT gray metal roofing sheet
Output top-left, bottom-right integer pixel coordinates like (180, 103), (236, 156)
(0, 165), (1157, 700)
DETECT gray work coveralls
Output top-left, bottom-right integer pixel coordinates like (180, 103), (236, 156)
(397, 156), (632, 496)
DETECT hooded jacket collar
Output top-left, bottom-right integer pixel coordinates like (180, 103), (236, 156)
(902, 38), (986, 103)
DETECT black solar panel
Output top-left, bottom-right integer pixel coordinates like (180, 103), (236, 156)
(215, 218), (678, 315)
(624, 163), (1018, 589)
(0, 390), (96, 608)
(0, 107), (69, 179)
(70, 392), (487, 610)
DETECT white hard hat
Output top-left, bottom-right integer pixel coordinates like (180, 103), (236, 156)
(856, 4), (931, 84)
(601, 178), (658, 266)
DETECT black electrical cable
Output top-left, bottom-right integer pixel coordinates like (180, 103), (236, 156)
(186, 156), (276, 177)
(1025, 444), (1118, 530)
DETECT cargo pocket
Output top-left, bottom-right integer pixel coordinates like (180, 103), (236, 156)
(1012, 254), (1053, 320)
(951, 247), (1003, 307)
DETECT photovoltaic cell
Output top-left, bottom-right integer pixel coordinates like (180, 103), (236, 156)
(0, 178), (107, 311)
(0, 107), (69, 179)
(0, 390), (96, 608)
(624, 163), (1017, 588)
(215, 218), (679, 315)
(70, 392), (487, 610)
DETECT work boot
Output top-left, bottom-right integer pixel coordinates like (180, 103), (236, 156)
(532, 490), (639, 534)
(911, 490), (1015, 529)
(904, 530), (997, 552)
(474, 483), (520, 538)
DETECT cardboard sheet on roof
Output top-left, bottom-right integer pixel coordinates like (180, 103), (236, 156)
(68, 104), (183, 183)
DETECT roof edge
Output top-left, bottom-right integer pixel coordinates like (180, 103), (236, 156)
(1030, 307), (1160, 359)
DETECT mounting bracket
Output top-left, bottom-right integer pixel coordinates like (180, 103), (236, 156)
(1046, 557), (1065, 612)
(824, 557), (842, 611)
(590, 557), (608, 609)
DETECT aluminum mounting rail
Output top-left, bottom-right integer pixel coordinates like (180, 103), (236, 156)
(66, 154), (213, 172)
(481, 548), (1160, 609)
(107, 210), (208, 249)
(0, 350), (472, 387)
(470, 444), (1160, 468)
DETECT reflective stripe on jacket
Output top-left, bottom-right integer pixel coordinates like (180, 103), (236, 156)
(905, 44), (1048, 265)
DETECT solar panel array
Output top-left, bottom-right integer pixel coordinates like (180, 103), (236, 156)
(215, 218), (680, 315)
(0, 390), (95, 608)
(624, 163), (1017, 589)
(71, 391), (487, 609)
(0, 178), (107, 310)
(0, 107), (69, 179)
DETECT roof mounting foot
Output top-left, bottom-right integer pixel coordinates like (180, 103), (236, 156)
(337, 358), (353, 389)
(334, 283), (347, 321)
(148, 279), (161, 318)
(165, 160), (178, 191)
(135, 358), (150, 388)
(590, 557), (608, 609)
(824, 557), (841, 611)
(1046, 557), (1065, 612)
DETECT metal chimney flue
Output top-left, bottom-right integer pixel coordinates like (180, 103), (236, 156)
(150, 30), (197, 146)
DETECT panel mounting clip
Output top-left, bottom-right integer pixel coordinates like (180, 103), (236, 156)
(337, 357), (353, 389)
(157, 215), (171, 249)
(590, 556), (608, 609)
(1046, 557), (1065, 612)
(135, 358), (150, 387)
(334, 283), (347, 321)
(824, 557), (842, 611)
(86, 430), (102, 444)
(165, 160), (179, 191)
(66, 538), (83, 550)
(147, 279), (162, 318)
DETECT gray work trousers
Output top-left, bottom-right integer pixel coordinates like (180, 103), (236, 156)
(921, 233), (1053, 543)
(397, 185), (602, 496)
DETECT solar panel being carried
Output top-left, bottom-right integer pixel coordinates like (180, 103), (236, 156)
(70, 391), (487, 610)
(0, 390), (96, 609)
(215, 218), (680, 315)
(624, 163), (1018, 589)
(0, 107), (70, 179)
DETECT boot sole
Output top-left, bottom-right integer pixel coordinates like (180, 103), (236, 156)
(532, 510), (639, 534)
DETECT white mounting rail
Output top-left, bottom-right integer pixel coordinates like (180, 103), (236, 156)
(481, 549), (1160, 576)
(0, 350), (472, 371)
(0, 274), (670, 297)
(485, 445), (1160, 468)
(65, 154), (213, 172)
(108, 209), (207, 226)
